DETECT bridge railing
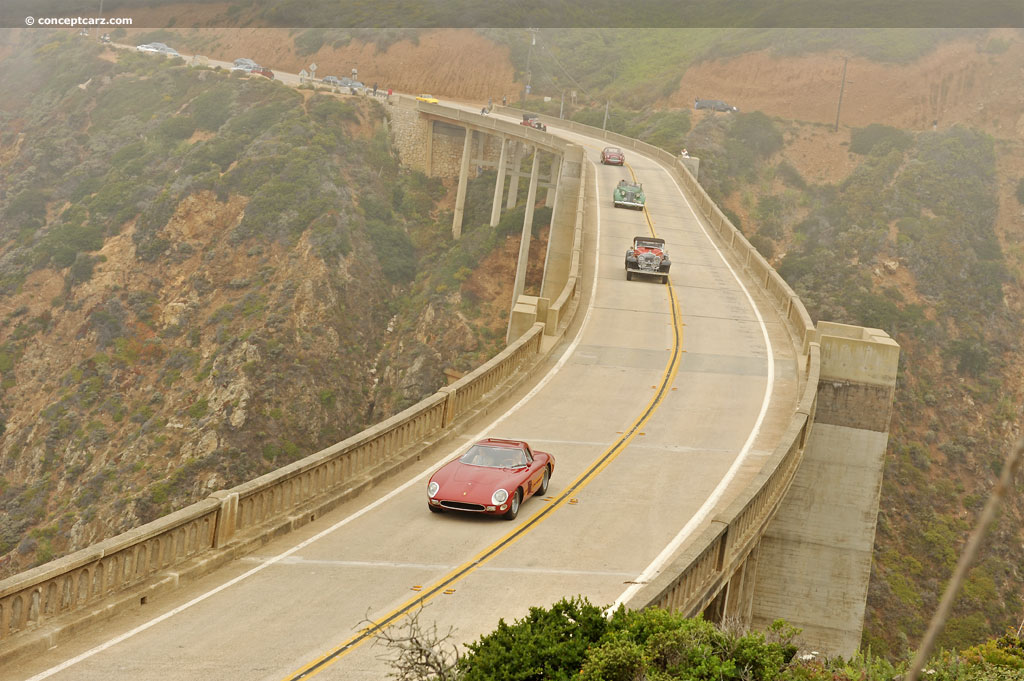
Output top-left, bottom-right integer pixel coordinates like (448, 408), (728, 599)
(0, 104), (587, 655)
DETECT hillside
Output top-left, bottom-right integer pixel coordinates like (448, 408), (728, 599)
(0, 30), (539, 578)
(2, 23), (1024, 659)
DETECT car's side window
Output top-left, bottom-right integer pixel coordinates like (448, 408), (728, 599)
(523, 446), (533, 463)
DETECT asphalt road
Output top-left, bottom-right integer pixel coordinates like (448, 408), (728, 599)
(4, 58), (802, 681)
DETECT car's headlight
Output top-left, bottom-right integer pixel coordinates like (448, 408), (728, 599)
(428, 481), (440, 498)
(492, 489), (508, 505)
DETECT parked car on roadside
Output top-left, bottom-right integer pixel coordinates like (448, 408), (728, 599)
(415, 94), (439, 103)
(136, 43), (179, 56)
(322, 76), (341, 86)
(231, 58), (259, 74)
(694, 99), (738, 112)
(252, 67), (274, 79)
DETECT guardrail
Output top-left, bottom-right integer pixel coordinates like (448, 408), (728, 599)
(0, 103), (588, 657)
(415, 101), (571, 154)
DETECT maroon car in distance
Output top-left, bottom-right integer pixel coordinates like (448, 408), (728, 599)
(427, 438), (554, 520)
(601, 146), (625, 165)
(520, 114), (547, 131)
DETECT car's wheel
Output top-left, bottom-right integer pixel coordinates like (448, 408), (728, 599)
(503, 490), (522, 520)
(626, 271), (633, 281)
(428, 504), (443, 513)
(538, 467), (550, 496)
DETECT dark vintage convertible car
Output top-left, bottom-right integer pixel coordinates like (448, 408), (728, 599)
(625, 236), (671, 283)
(613, 179), (645, 210)
(427, 438), (554, 520)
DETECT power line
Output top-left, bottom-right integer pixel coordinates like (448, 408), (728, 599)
(533, 34), (599, 105)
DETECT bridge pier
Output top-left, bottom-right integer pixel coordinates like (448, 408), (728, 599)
(507, 148), (541, 345)
(506, 141), (523, 209)
(750, 323), (899, 656)
(451, 127), (475, 239)
(545, 155), (560, 206)
(490, 137), (508, 227)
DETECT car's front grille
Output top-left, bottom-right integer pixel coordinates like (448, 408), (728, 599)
(638, 253), (662, 271)
(440, 501), (486, 511)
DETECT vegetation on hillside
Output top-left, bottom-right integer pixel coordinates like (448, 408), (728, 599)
(0, 33), (512, 575)
(480, 28), (983, 108)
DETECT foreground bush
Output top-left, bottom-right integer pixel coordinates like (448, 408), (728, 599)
(378, 598), (1024, 681)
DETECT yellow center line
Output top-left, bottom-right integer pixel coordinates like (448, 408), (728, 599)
(283, 150), (684, 681)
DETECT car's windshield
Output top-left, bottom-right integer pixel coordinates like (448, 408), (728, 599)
(460, 445), (529, 468)
(636, 240), (663, 249)
(606, 148), (620, 154)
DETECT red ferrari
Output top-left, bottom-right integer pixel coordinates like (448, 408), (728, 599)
(427, 438), (554, 520)
(601, 146), (625, 165)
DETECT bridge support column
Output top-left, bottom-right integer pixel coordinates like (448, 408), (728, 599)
(506, 141), (523, 210)
(490, 137), (509, 227)
(452, 127), (475, 239)
(424, 119), (434, 177)
(507, 148), (541, 345)
(751, 324), (899, 657)
(545, 155), (560, 206)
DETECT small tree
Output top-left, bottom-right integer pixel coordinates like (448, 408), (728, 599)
(368, 605), (463, 681)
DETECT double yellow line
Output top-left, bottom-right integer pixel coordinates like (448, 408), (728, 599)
(284, 158), (682, 680)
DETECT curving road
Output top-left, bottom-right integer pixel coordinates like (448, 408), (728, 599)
(5, 102), (801, 681)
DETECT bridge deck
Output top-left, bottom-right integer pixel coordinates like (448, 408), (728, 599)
(3, 119), (802, 681)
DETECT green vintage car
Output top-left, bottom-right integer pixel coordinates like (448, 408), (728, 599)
(613, 179), (645, 210)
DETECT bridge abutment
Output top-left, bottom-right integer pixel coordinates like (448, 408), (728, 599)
(750, 323), (899, 656)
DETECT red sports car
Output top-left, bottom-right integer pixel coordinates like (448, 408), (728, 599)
(601, 147), (625, 165)
(427, 438), (554, 520)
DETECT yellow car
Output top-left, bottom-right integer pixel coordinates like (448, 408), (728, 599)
(415, 94), (439, 104)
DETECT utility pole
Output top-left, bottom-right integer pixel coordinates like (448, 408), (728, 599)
(834, 56), (848, 133)
(602, 100), (609, 130)
(521, 29), (536, 106)
(559, 90), (564, 119)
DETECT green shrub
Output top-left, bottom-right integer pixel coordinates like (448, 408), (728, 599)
(5, 188), (51, 223)
(850, 124), (914, 155)
(189, 86), (234, 131)
(187, 398), (209, 419)
(460, 596), (611, 681)
(750, 233), (775, 259)
(156, 115), (197, 142)
(775, 160), (807, 189)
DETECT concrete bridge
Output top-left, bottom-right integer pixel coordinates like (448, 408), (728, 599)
(0, 98), (898, 680)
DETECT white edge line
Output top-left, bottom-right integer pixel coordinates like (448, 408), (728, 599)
(25, 161), (603, 681)
(610, 154), (776, 610)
